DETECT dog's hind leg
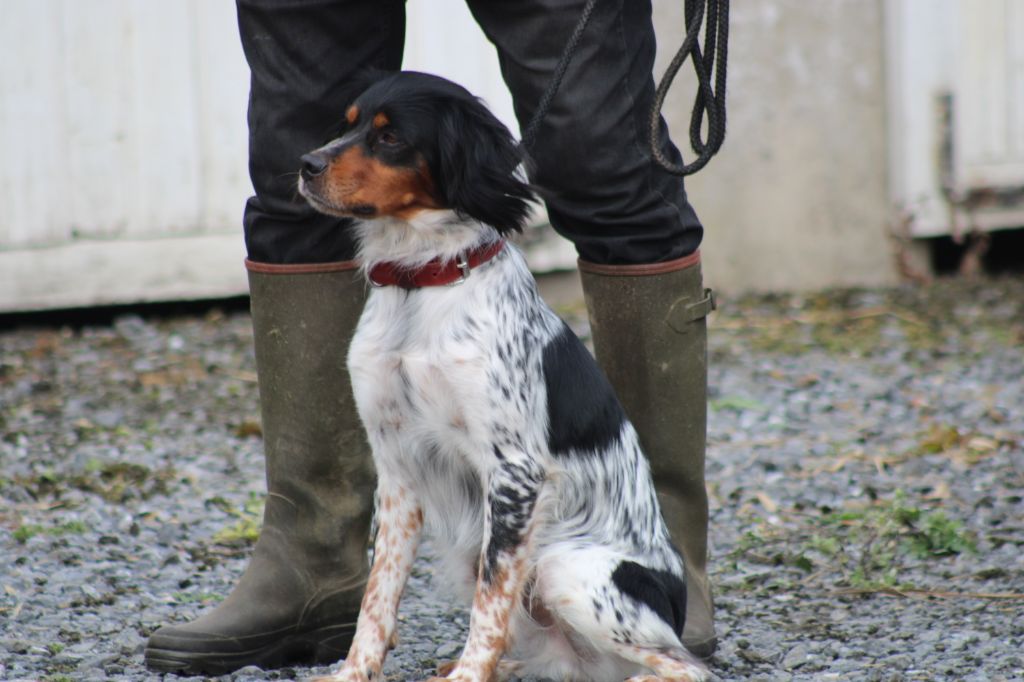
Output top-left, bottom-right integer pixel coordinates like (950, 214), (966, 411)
(615, 645), (708, 682)
(529, 547), (709, 682)
(314, 480), (423, 682)
(492, 658), (525, 682)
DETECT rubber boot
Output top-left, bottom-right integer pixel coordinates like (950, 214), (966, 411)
(145, 260), (375, 675)
(577, 251), (717, 659)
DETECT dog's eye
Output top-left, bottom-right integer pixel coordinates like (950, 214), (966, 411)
(376, 130), (401, 147)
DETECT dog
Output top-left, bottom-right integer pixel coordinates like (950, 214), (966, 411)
(298, 71), (708, 682)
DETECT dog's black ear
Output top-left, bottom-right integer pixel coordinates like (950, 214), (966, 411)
(435, 98), (535, 234)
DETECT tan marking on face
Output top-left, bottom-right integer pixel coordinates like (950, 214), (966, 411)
(312, 145), (441, 219)
(346, 105), (359, 124)
(373, 112), (390, 129)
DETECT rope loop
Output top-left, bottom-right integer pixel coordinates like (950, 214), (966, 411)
(521, 0), (729, 178)
(650, 0), (729, 176)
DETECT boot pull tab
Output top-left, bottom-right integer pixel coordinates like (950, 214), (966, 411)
(666, 288), (716, 333)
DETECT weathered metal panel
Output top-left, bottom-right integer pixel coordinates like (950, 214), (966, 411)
(883, 0), (958, 238)
(956, 0), (1024, 188)
(886, 0), (1024, 237)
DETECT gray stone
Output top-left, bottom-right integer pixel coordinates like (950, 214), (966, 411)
(782, 644), (813, 670)
(231, 664), (268, 680)
(434, 641), (462, 660)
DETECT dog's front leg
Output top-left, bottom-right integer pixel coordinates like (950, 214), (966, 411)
(430, 458), (544, 682)
(315, 479), (423, 682)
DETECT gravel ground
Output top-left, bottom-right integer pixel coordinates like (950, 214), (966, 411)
(2, 275), (1023, 682)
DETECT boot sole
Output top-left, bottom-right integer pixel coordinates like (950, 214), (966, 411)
(144, 624), (355, 675)
(683, 634), (718, 660)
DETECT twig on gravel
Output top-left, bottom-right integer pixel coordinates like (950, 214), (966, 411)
(712, 306), (928, 329)
(832, 587), (1024, 600)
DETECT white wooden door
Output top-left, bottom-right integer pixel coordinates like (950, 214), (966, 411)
(885, 0), (1024, 237)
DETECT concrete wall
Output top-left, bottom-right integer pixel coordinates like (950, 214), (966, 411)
(654, 0), (898, 293)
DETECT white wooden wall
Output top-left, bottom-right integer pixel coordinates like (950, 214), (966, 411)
(1, 1), (252, 312)
(0, 0), (539, 313)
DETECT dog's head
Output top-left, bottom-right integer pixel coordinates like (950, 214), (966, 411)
(298, 71), (534, 234)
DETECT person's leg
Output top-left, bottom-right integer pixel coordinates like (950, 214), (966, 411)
(242, 0), (404, 265)
(467, 0), (702, 265)
(144, 1), (404, 674)
(466, 0), (716, 658)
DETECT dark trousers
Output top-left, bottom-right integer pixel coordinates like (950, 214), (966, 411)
(237, 0), (703, 266)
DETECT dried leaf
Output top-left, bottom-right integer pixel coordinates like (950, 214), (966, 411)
(755, 491), (778, 513)
(924, 481), (952, 500)
(235, 419), (263, 439)
(966, 436), (998, 453)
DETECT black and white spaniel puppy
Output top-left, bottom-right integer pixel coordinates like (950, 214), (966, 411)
(298, 71), (707, 682)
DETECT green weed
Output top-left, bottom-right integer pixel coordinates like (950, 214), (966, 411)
(172, 591), (224, 605)
(815, 490), (975, 588)
(14, 461), (176, 503)
(212, 492), (264, 546)
(727, 490), (977, 593)
(710, 396), (767, 413)
(13, 520), (89, 544)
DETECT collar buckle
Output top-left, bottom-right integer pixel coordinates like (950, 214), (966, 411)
(449, 257), (472, 286)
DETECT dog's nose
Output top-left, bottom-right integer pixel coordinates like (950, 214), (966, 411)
(300, 153), (329, 178)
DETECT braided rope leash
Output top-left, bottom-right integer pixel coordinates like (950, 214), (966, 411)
(651, 0), (729, 176)
(521, 0), (729, 178)
(520, 0), (599, 151)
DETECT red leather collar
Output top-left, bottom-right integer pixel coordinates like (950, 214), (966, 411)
(367, 240), (506, 289)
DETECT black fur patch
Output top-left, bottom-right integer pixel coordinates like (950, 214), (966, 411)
(542, 322), (626, 456)
(611, 560), (687, 636)
(482, 458), (543, 584)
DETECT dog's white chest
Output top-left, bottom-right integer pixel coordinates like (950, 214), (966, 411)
(348, 287), (494, 470)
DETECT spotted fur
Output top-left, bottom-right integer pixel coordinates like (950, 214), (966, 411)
(302, 72), (708, 682)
